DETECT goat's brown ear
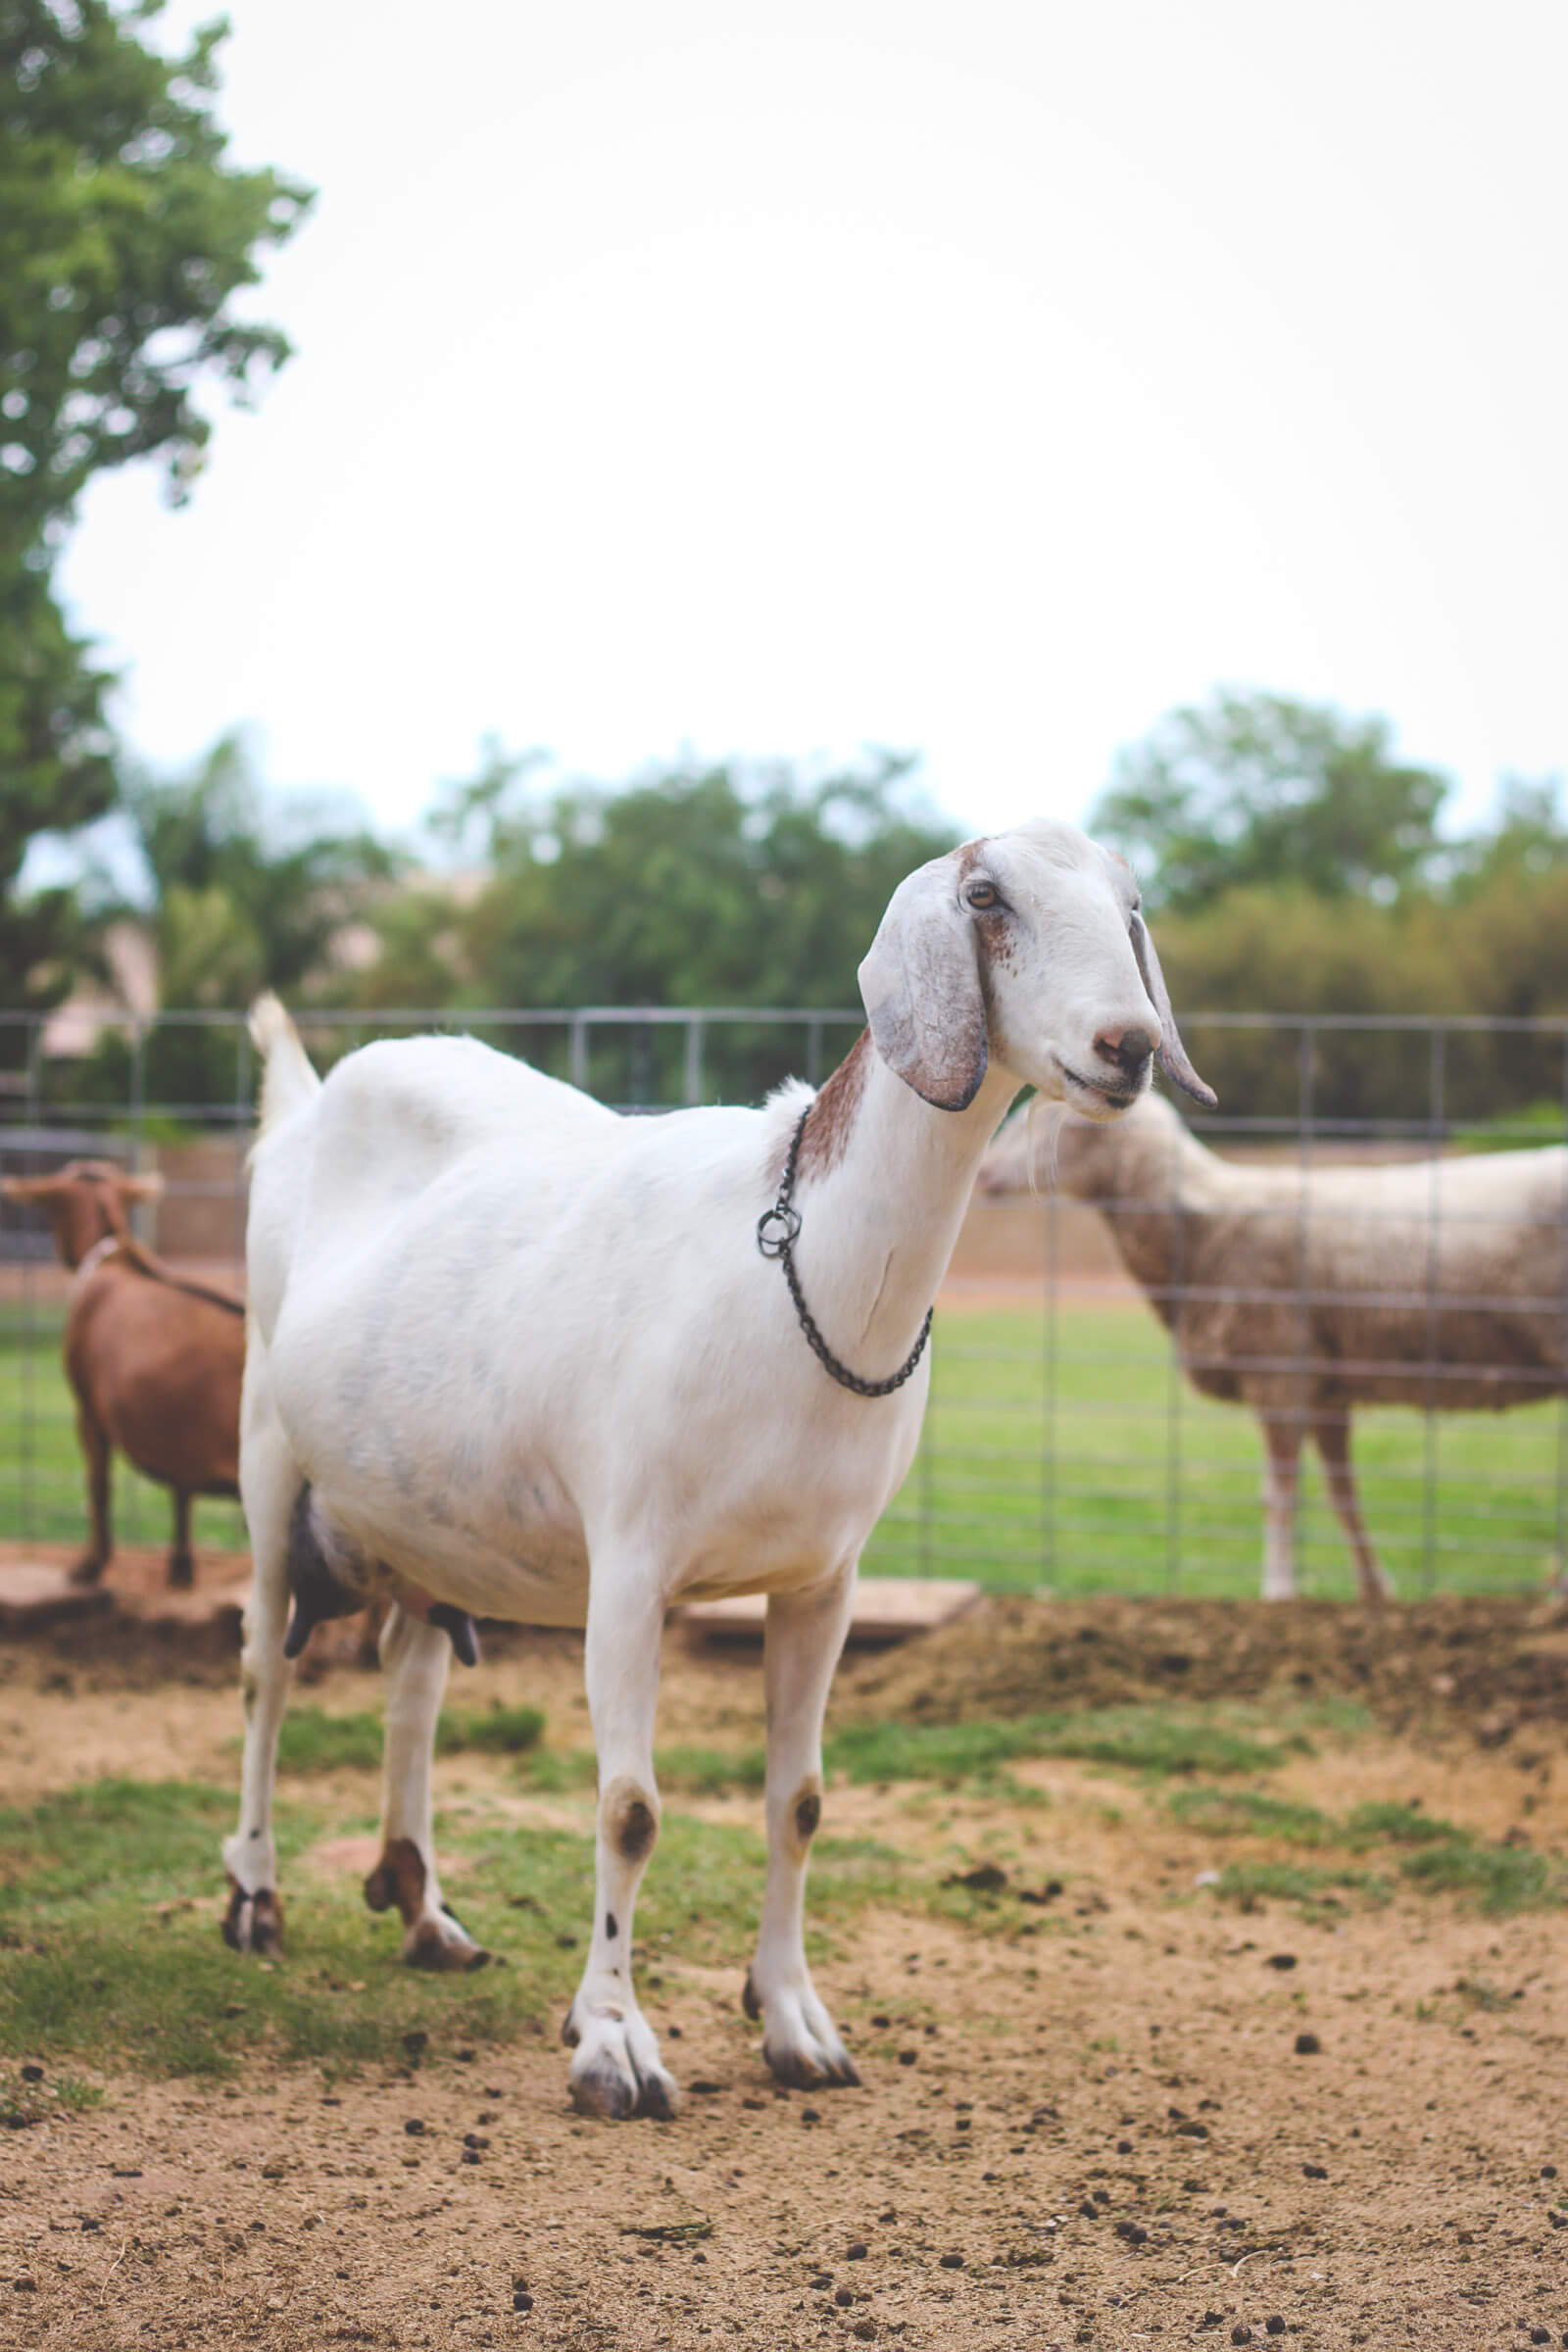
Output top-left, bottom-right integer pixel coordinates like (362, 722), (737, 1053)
(858, 855), (988, 1111)
(1130, 911), (1216, 1109)
(120, 1171), (165, 1201)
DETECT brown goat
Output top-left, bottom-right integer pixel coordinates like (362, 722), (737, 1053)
(1, 1160), (244, 1588)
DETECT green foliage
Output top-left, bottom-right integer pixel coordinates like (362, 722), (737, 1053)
(59, 734), (399, 1114)
(345, 747), (957, 1102)
(1093, 688), (1452, 912)
(1, 0), (310, 1026)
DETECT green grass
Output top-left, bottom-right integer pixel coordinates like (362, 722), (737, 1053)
(275, 1701), (546, 1776)
(0, 1773), (1005, 2079)
(1171, 1783), (1568, 1917)
(826, 1707), (1298, 1786)
(861, 1298), (1566, 1596)
(3, 1293), (1560, 1594)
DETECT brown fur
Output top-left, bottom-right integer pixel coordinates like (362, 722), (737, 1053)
(2, 1162), (243, 1587)
(792, 1783), (823, 1846)
(363, 1837), (426, 1925)
(602, 1773), (660, 1865)
(797, 1030), (872, 1180)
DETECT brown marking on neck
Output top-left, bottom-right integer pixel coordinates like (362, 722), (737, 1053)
(797, 1029), (872, 1180)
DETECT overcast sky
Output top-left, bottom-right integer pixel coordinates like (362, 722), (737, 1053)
(55, 0), (1568, 847)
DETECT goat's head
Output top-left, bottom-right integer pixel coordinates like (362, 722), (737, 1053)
(858, 818), (1214, 1121)
(0, 1161), (165, 1269)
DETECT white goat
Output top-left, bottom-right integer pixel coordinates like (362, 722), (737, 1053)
(223, 819), (1212, 2119)
(978, 1092), (1568, 1601)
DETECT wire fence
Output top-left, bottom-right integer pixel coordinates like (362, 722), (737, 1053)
(2, 1004), (1565, 1598)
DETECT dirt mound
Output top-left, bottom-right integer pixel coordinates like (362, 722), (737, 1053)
(843, 1589), (1568, 1743)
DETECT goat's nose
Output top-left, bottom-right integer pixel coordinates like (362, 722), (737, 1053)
(1095, 1023), (1156, 1077)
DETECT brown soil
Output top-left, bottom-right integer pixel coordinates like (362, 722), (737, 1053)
(7, 1596), (1568, 2347)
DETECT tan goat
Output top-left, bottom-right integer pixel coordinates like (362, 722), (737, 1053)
(2, 1160), (244, 1587)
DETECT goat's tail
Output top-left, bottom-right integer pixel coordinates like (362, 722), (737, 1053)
(249, 993), (320, 1136)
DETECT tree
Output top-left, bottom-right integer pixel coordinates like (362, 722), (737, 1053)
(1091, 689), (1452, 911)
(65, 733), (398, 1115)
(0, 0), (312, 1036)
(345, 748), (960, 1103)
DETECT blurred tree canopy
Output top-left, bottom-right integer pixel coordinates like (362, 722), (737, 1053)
(1092, 689), (1452, 910)
(65, 733), (397, 1112)
(1089, 699), (1568, 1130)
(339, 746), (959, 1102)
(0, 0), (310, 1040)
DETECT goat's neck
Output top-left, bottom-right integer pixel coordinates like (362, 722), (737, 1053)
(1079, 1112), (1221, 1302)
(791, 1041), (1018, 1373)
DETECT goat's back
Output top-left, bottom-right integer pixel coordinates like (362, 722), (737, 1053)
(66, 1259), (243, 1492)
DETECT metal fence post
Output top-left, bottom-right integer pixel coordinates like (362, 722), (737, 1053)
(683, 1016), (704, 1107)
(1420, 1025), (1447, 1596)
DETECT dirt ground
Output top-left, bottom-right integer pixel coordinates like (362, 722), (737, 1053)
(6, 1573), (1568, 2348)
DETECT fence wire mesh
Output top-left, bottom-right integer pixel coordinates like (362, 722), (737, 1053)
(2, 1004), (1564, 1597)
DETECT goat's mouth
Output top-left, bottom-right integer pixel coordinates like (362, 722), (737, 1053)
(1061, 1064), (1142, 1120)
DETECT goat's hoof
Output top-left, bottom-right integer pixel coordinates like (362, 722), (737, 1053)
(168, 1550), (195, 1591)
(755, 1981), (860, 2088)
(405, 1915), (489, 1972)
(69, 1554), (107, 1588)
(221, 1877), (284, 1956)
(565, 2009), (682, 2122)
(764, 2042), (860, 2089)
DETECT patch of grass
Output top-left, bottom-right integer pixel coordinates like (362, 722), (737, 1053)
(1398, 1838), (1558, 1913)
(1166, 1788), (1336, 1844)
(443, 1701), (545, 1757)
(1191, 1794), (1568, 1917)
(826, 1708), (1291, 1787)
(275, 1709), (384, 1775)
(652, 1746), (768, 1797)
(1213, 1860), (1388, 1912)
(0, 1777), (575, 2077)
(1345, 1800), (1462, 1848)
(275, 1701), (547, 1778)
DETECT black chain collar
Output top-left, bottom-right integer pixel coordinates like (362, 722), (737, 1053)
(757, 1106), (934, 1398)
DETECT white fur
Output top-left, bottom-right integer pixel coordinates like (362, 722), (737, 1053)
(225, 819), (1182, 2114)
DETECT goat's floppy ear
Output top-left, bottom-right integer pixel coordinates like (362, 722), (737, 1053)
(120, 1171), (165, 1202)
(858, 858), (988, 1111)
(1130, 910), (1217, 1109)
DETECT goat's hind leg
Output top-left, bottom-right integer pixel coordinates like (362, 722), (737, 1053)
(745, 1571), (859, 2088)
(168, 1488), (195, 1591)
(1313, 1412), (1394, 1603)
(69, 1398), (112, 1586)
(363, 1604), (487, 1970)
(220, 1351), (295, 1955)
(564, 1569), (679, 2120)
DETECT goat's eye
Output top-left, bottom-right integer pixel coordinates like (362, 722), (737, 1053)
(965, 880), (1000, 911)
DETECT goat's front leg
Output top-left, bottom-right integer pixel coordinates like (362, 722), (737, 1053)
(1259, 1410), (1303, 1601)
(220, 1356), (295, 1955)
(363, 1604), (487, 1969)
(744, 1570), (859, 2088)
(563, 1571), (678, 2120)
(1313, 1412), (1394, 1604)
